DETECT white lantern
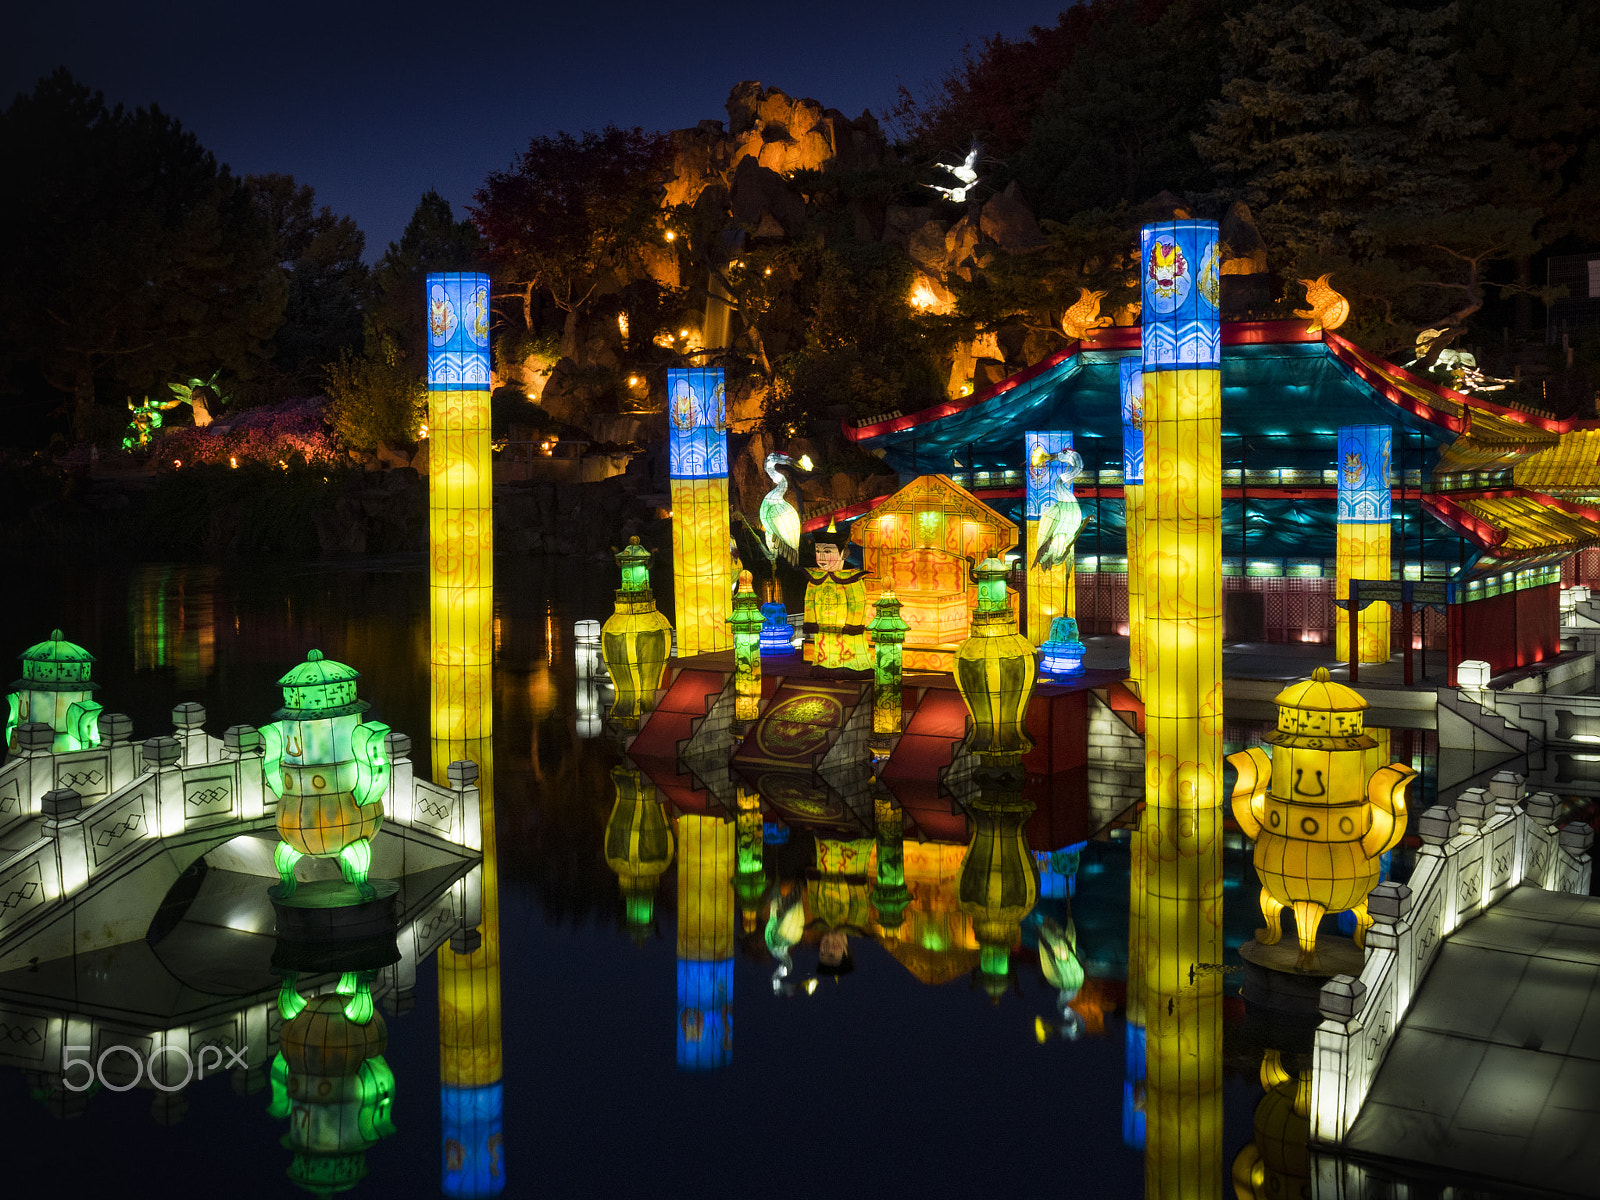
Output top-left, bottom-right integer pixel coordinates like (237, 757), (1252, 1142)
(1457, 659), (1492, 690)
(574, 619), (605, 679)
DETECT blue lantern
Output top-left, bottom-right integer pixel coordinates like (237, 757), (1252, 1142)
(758, 602), (795, 655)
(1039, 616), (1087, 677)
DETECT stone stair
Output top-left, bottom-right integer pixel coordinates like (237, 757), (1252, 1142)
(1435, 687), (1530, 754)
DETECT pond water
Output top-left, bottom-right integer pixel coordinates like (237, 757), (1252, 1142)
(0, 554), (1504, 1197)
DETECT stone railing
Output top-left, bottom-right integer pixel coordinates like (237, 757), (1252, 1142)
(0, 712), (481, 951)
(1310, 770), (1594, 1145)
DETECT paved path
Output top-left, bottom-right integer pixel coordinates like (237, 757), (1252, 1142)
(1343, 885), (1600, 1198)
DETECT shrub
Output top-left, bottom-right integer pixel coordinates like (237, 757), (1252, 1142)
(323, 336), (425, 452)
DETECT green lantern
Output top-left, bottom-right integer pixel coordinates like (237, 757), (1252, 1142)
(601, 538), (674, 730)
(6, 630), (103, 753)
(957, 767), (1039, 1001)
(267, 969), (396, 1194)
(867, 590), (910, 745)
(870, 791), (911, 933)
(954, 558), (1037, 765)
(734, 787), (766, 933)
(262, 650), (391, 899)
(729, 571), (764, 724)
(603, 760), (675, 943)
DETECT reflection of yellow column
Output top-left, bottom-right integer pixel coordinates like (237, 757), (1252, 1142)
(436, 736), (503, 1197)
(1126, 484), (1145, 691)
(1139, 221), (1222, 1200)
(676, 814), (735, 1070)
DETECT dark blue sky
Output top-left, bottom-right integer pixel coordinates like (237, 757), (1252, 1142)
(8, 1), (1070, 259)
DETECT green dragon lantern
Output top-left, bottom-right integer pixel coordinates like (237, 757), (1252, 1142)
(262, 650), (391, 899)
(601, 537), (674, 730)
(268, 970), (397, 1194)
(6, 629), (102, 753)
(1226, 667), (1414, 970)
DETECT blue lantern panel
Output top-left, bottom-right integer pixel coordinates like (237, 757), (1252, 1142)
(441, 1083), (505, 1197)
(667, 368), (728, 479)
(1337, 425), (1393, 524)
(427, 272), (492, 390)
(1024, 431), (1074, 521)
(1140, 221), (1221, 371)
(1119, 357), (1144, 484)
(676, 957), (732, 1070)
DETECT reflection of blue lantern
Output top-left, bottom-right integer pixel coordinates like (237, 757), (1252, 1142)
(442, 1083), (505, 1197)
(762, 821), (790, 846)
(1039, 617), (1087, 677)
(758, 602), (795, 655)
(676, 958), (732, 1071)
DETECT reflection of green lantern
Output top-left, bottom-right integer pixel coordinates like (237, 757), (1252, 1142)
(734, 787), (766, 933)
(6, 630), (103, 752)
(867, 590), (910, 743)
(268, 970), (397, 1194)
(870, 792), (910, 933)
(603, 760), (674, 943)
(262, 650), (391, 899)
(601, 537), (674, 730)
(957, 767), (1039, 1000)
(954, 558), (1037, 765)
(729, 571), (763, 724)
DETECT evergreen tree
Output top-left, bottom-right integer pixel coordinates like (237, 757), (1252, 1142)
(0, 69), (285, 441)
(365, 190), (482, 368)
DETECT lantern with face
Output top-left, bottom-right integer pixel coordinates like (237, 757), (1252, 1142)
(262, 650), (392, 899)
(1226, 668), (1414, 969)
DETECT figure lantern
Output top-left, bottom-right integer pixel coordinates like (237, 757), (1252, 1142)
(729, 570), (763, 723)
(268, 970), (397, 1193)
(1024, 431), (1078, 644)
(1119, 356), (1145, 693)
(1336, 425), (1393, 665)
(7, 629), (102, 752)
(1038, 616), (1087, 678)
(427, 272), (493, 742)
(263, 650), (391, 899)
(758, 602), (795, 655)
(804, 518), (872, 672)
(1226, 667), (1414, 969)
(957, 767), (1039, 999)
(603, 760), (674, 942)
(867, 589), (910, 743)
(954, 558), (1037, 764)
(668, 367), (732, 657)
(600, 537), (673, 730)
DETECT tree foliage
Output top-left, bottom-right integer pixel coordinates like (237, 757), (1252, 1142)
(323, 334), (425, 453)
(0, 69), (285, 440)
(365, 190), (482, 369)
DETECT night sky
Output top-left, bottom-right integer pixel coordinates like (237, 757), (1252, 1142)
(8, 1), (1069, 258)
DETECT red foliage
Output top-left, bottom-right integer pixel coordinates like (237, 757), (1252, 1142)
(158, 396), (339, 468)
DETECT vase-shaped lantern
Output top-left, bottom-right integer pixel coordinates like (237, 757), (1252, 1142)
(6, 629), (102, 752)
(267, 970), (397, 1193)
(1232, 1050), (1312, 1200)
(867, 589), (910, 745)
(263, 650), (392, 899)
(601, 537), (673, 730)
(729, 571), (763, 724)
(1226, 667), (1414, 969)
(602, 760), (674, 943)
(957, 767), (1039, 1000)
(954, 558), (1037, 764)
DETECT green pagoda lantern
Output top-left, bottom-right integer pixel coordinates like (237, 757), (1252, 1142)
(729, 571), (764, 724)
(954, 559), (1037, 765)
(957, 767), (1039, 1001)
(6, 629), (103, 753)
(601, 537), (674, 730)
(603, 759), (675, 943)
(262, 650), (392, 900)
(867, 590), (910, 750)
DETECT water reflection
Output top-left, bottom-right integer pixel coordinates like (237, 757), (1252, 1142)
(128, 564), (217, 687)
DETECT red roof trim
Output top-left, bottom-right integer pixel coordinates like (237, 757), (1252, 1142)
(1421, 493), (1506, 549)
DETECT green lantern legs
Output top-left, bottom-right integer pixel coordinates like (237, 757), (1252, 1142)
(274, 841), (304, 896)
(339, 838), (375, 898)
(272, 837), (375, 898)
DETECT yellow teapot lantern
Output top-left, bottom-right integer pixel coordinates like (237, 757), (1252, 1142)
(601, 537), (673, 730)
(1227, 668), (1413, 970)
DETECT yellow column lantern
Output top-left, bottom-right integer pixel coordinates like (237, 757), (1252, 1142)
(1336, 425), (1393, 664)
(668, 368), (732, 657)
(1227, 667), (1414, 969)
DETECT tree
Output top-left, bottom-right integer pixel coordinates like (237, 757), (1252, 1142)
(247, 173), (370, 387)
(0, 69), (285, 441)
(472, 126), (672, 358)
(323, 334), (425, 453)
(365, 190), (482, 368)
